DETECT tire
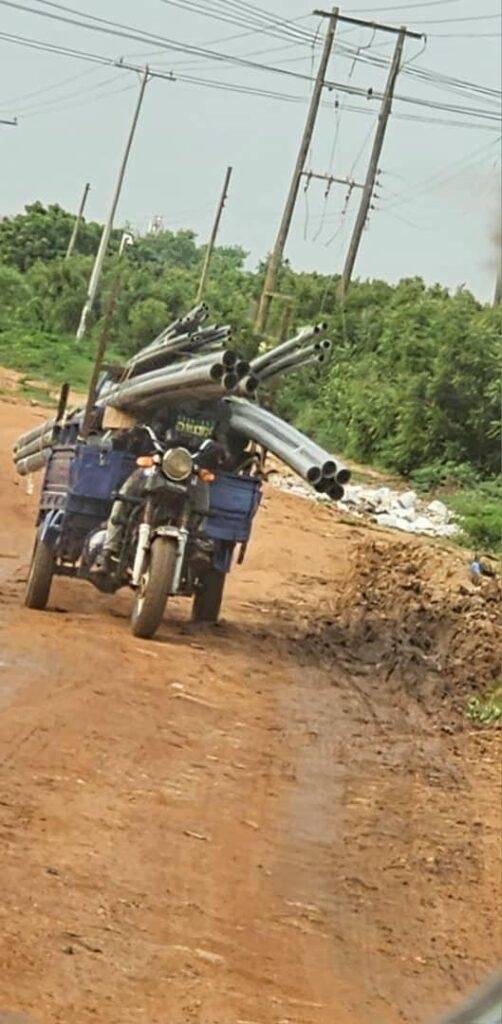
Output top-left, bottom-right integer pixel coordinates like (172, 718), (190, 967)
(24, 536), (54, 610)
(192, 568), (226, 624)
(131, 537), (177, 639)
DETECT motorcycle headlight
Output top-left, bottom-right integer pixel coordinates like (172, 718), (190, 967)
(162, 446), (193, 482)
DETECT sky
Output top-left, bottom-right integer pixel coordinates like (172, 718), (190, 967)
(0, 0), (501, 301)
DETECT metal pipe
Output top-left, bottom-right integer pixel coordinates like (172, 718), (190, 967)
(314, 338), (332, 352)
(127, 327), (233, 376)
(257, 345), (325, 381)
(14, 428), (56, 462)
(105, 362), (228, 411)
(328, 480), (345, 500)
(250, 322), (328, 374)
(235, 374), (259, 397)
(226, 398), (339, 479)
(107, 353), (229, 399)
(13, 416), (57, 452)
(127, 347), (236, 383)
(123, 379), (235, 413)
(15, 449), (51, 476)
(146, 302), (209, 350)
(225, 398), (327, 485)
(235, 359), (250, 379)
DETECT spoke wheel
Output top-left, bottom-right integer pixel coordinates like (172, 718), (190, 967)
(131, 537), (177, 639)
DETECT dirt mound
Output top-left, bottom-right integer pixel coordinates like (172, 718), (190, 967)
(271, 534), (501, 719)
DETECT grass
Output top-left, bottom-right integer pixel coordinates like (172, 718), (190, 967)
(0, 327), (96, 392)
(447, 480), (502, 557)
(466, 684), (502, 726)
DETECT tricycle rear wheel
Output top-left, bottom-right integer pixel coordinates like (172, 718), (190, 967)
(192, 568), (226, 624)
(25, 536), (55, 610)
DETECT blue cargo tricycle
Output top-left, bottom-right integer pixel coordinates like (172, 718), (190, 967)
(25, 432), (262, 639)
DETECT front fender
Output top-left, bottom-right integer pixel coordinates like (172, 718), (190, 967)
(153, 526), (189, 595)
(39, 509), (64, 551)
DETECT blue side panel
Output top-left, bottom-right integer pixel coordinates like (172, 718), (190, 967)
(69, 447), (136, 501)
(39, 445), (136, 559)
(204, 472), (262, 543)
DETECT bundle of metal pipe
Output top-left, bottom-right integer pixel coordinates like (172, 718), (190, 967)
(256, 341), (332, 383)
(126, 322), (232, 378)
(102, 354), (240, 413)
(250, 322), (328, 375)
(225, 397), (350, 492)
(236, 339), (331, 395)
(144, 302), (209, 353)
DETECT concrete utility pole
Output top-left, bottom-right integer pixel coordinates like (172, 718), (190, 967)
(196, 165), (233, 303)
(494, 272), (502, 306)
(255, 7), (339, 333)
(76, 67), (150, 341)
(339, 28), (406, 296)
(65, 181), (91, 260)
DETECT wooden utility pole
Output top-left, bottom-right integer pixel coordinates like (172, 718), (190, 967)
(339, 28), (406, 296)
(196, 165), (233, 303)
(255, 7), (339, 332)
(65, 181), (91, 260)
(76, 67), (150, 342)
(79, 268), (124, 438)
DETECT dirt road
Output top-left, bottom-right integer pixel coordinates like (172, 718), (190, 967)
(0, 395), (500, 1024)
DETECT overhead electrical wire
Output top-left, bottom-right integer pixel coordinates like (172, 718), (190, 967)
(378, 135), (501, 211)
(0, 30), (498, 133)
(0, 0), (498, 124)
(0, 62), (100, 107)
(350, 0), (475, 9)
(12, 71), (129, 116)
(15, 0), (502, 106)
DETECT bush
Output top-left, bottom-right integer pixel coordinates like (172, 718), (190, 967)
(448, 480), (502, 555)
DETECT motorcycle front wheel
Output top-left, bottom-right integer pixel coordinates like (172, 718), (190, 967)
(131, 537), (177, 639)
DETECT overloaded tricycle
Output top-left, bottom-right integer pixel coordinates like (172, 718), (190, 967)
(25, 414), (262, 639)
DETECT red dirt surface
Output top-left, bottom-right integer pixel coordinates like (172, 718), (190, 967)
(0, 396), (500, 1024)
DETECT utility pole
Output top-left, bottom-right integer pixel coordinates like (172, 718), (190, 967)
(0, 117), (17, 126)
(494, 266), (502, 306)
(76, 67), (150, 342)
(196, 165), (233, 303)
(65, 181), (91, 260)
(339, 28), (405, 297)
(255, 7), (339, 333)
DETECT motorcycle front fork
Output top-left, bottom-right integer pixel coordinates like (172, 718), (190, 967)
(131, 522), (152, 588)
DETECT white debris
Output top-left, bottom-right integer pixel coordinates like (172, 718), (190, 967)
(269, 473), (459, 539)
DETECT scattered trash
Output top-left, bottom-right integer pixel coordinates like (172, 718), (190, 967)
(183, 829), (209, 841)
(270, 474), (459, 539)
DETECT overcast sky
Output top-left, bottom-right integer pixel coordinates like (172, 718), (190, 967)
(0, 0), (500, 301)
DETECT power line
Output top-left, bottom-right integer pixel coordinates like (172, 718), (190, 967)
(8, 0), (500, 110)
(0, 62), (99, 108)
(0, 27), (497, 131)
(404, 12), (501, 23)
(379, 135), (501, 211)
(0, 0), (498, 122)
(0, 30), (498, 132)
(351, 0), (493, 9)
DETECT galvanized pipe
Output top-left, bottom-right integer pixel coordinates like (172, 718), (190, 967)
(15, 449), (51, 477)
(250, 322), (328, 374)
(225, 398), (327, 485)
(260, 352), (326, 385)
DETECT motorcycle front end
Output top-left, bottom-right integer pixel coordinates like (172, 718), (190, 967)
(128, 444), (222, 639)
